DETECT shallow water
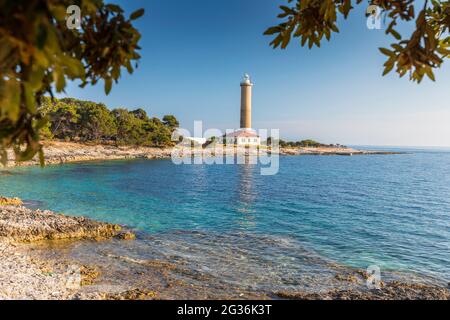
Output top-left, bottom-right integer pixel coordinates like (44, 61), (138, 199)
(1, 149), (450, 293)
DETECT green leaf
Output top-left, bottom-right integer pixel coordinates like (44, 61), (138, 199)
(330, 24), (339, 33)
(38, 147), (45, 167)
(125, 61), (133, 74)
(281, 35), (291, 49)
(436, 46), (450, 56)
(379, 47), (395, 57)
(264, 27), (281, 35)
(62, 56), (85, 78)
(105, 78), (112, 95)
(391, 44), (403, 51)
(270, 34), (283, 48)
(36, 24), (48, 49)
(0, 78), (21, 121)
(106, 4), (124, 13)
(425, 68), (436, 81)
(324, 28), (331, 41)
(23, 83), (36, 112)
(53, 68), (66, 92)
(0, 41), (12, 62)
(382, 63), (394, 76)
(0, 149), (7, 166)
(48, 4), (67, 21)
(389, 29), (402, 40)
(301, 35), (307, 46)
(33, 50), (49, 68)
(29, 67), (45, 91)
(130, 8), (145, 20)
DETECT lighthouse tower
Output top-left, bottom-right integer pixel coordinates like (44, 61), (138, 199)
(240, 73), (253, 130)
(224, 74), (260, 146)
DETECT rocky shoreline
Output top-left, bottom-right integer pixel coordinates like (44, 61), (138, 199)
(274, 282), (450, 300)
(0, 197), (448, 300)
(280, 147), (402, 156)
(2, 141), (402, 167)
(0, 205), (134, 243)
(0, 200), (135, 299)
(4, 141), (173, 167)
(274, 275), (450, 300)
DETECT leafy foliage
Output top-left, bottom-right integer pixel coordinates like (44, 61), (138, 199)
(267, 137), (337, 148)
(265, 0), (449, 82)
(0, 0), (144, 165)
(162, 115), (180, 130)
(40, 97), (178, 147)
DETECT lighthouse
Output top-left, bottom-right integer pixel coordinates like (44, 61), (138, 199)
(240, 73), (253, 129)
(224, 74), (260, 146)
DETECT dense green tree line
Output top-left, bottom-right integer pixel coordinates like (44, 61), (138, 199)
(39, 97), (179, 147)
(267, 137), (341, 148)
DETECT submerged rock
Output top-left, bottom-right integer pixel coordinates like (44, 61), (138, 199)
(275, 276), (450, 300)
(115, 231), (136, 240)
(0, 196), (23, 206)
(80, 265), (101, 286)
(100, 288), (158, 300)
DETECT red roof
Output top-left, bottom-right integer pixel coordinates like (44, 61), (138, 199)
(225, 130), (259, 138)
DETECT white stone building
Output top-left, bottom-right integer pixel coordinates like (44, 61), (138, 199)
(225, 129), (260, 146)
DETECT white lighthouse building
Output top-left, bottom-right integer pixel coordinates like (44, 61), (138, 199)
(225, 74), (260, 146)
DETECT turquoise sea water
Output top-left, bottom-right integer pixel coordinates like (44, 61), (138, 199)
(1, 149), (450, 292)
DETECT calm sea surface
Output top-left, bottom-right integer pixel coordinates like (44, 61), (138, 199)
(1, 149), (449, 294)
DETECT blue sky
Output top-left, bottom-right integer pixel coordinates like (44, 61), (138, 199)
(62, 0), (450, 146)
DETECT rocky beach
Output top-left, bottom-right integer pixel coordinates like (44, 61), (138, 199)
(0, 200), (133, 299)
(0, 198), (448, 300)
(4, 141), (173, 167)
